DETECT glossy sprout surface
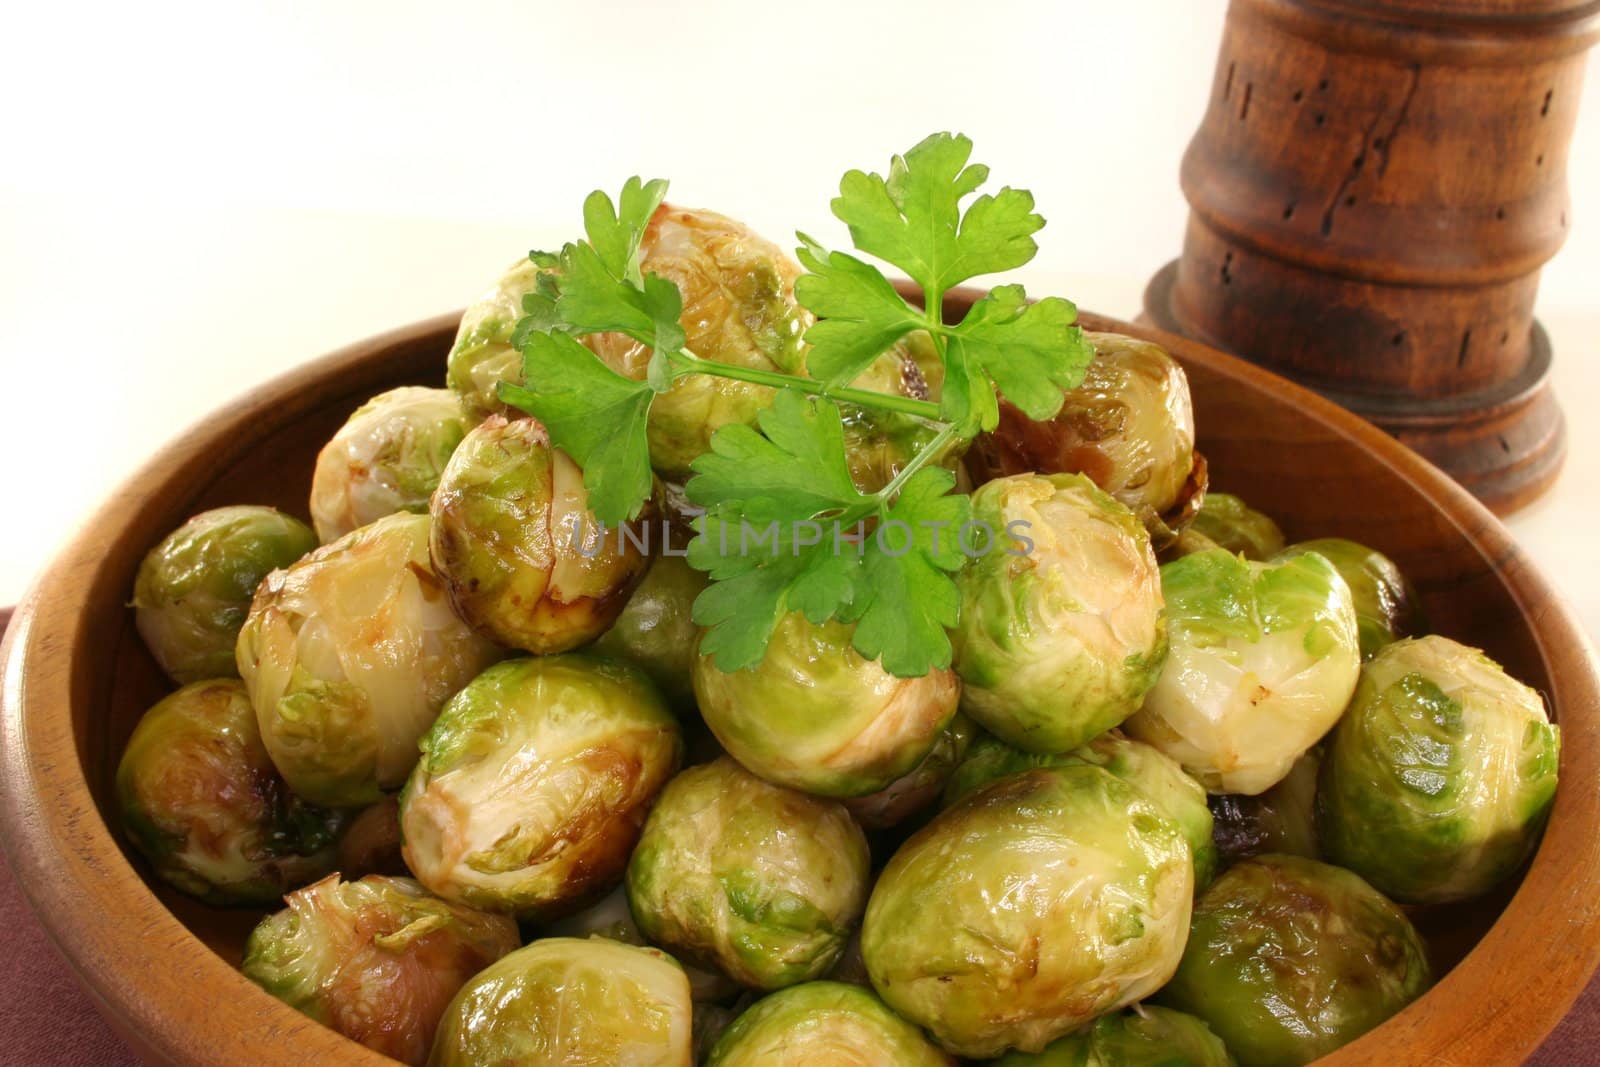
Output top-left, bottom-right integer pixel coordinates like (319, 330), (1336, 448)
(400, 654), (681, 919)
(705, 981), (953, 1066)
(133, 506), (318, 684)
(626, 757), (871, 990)
(862, 765), (1193, 1058)
(430, 415), (650, 654)
(1317, 635), (1559, 904)
(1125, 548), (1359, 795)
(943, 730), (1217, 889)
(990, 1004), (1233, 1066)
(309, 386), (470, 543)
(954, 472), (1167, 755)
(116, 679), (344, 905)
(693, 612), (960, 797)
(236, 511), (503, 807)
(428, 937), (693, 1066)
(1157, 854), (1430, 1067)
(243, 874), (518, 1066)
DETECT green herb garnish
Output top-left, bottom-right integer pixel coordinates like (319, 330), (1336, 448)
(499, 132), (1093, 676)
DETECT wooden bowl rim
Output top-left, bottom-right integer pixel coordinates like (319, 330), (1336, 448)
(2, 303), (1597, 1065)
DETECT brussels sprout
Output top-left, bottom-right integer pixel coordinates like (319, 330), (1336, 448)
(839, 332), (964, 495)
(236, 511), (503, 807)
(400, 655), (681, 919)
(943, 731), (1217, 889)
(429, 936), (693, 1066)
(132, 506), (318, 684)
(115, 679), (343, 905)
(619, 204), (810, 478)
(626, 758), (871, 990)
(1210, 749), (1321, 866)
(337, 796), (407, 878)
(706, 982), (953, 1066)
(843, 714), (975, 830)
(969, 332), (1200, 540)
(309, 387), (471, 543)
(953, 472), (1167, 754)
(1157, 855), (1430, 1067)
(1279, 538), (1423, 660)
(1179, 493), (1285, 561)
(447, 257), (546, 420)
(430, 415), (651, 654)
(590, 552), (706, 711)
(693, 612), (960, 797)
(540, 885), (740, 1003)
(1125, 548), (1359, 796)
(448, 258), (651, 420)
(991, 1005), (1233, 1067)
(863, 766), (1193, 1058)
(1317, 635), (1559, 904)
(242, 874), (518, 1066)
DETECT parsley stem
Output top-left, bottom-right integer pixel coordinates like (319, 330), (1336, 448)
(667, 351), (943, 421)
(873, 420), (964, 505)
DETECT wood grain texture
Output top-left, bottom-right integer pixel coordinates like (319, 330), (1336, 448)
(1146, 0), (1600, 513)
(1, 301), (1597, 1065)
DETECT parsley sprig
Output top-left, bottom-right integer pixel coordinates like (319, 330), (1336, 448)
(499, 132), (1093, 677)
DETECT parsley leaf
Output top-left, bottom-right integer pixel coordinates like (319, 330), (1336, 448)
(830, 132), (1044, 295)
(687, 390), (863, 516)
(498, 331), (654, 525)
(947, 285), (1092, 422)
(684, 392), (968, 675)
(793, 236), (924, 387)
(581, 177), (668, 286)
(840, 466), (969, 674)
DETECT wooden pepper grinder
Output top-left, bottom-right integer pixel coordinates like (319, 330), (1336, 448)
(1144, 0), (1600, 514)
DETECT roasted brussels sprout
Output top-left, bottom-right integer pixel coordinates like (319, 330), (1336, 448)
(1125, 548), (1359, 795)
(242, 874), (518, 1066)
(1178, 492), (1285, 561)
(863, 766), (1193, 1058)
(1158, 855), (1430, 1067)
(1317, 635), (1559, 904)
(843, 714), (975, 830)
(430, 415), (651, 654)
(132, 506), (318, 684)
(309, 386), (470, 543)
(953, 472), (1166, 754)
(540, 885), (739, 1003)
(1279, 538), (1423, 660)
(236, 511), (502, 808)
(839, 331), (962, 495)
(589, 552), (706, 711)
(968, 332), (1200, 539)
(617, 204), (810, 478)
(626, 757), (871, 990)
(1210, 748), (1322, 866)
(447, 257), (547, 421)
(991, 1005), (1233, 1067)
(706, 982), (953, 1066)
(429, 936), (693, 1066)
(693, 612), (960, 797)
(943, 731), (1217, 889)
(450, 206), (809, 478)
(400, 655), (681, 919)
(115, 679), (343, 905)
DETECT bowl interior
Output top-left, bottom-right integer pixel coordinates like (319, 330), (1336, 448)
(34, 308), (1587, 1064)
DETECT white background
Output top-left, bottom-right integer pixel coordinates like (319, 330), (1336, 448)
(2, 0), (1597, 633)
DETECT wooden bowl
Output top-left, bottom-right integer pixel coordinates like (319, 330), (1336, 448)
(2, 301), (1597, 1065)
